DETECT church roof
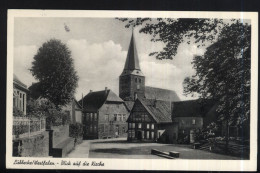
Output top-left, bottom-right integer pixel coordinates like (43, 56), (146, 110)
(79, 89), (124, 112)
(133, 98), (172, 123)
(145, 86), (180, 102)
(121, 30), (144, 76)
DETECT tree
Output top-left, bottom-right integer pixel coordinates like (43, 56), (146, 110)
(183, 22), (250, 152)
(117, 18), (224, 59)
(30, 39), (79, 107)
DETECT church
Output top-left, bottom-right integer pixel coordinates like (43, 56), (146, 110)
(119, 31), (181, 142)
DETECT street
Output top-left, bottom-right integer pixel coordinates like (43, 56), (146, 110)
(67, 138), (241, 160)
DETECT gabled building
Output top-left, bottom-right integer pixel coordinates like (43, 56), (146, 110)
(61, 98), (83, 124)
(13, 74), (29, 115)
(79, 88), (129, 139)
(172, 99), (217, 137)
(127, 98), (178, 143)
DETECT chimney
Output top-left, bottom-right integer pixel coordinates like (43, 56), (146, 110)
(89, 90), (92, 93)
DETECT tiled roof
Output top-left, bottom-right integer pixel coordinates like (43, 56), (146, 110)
(79, 89), (123, 112)
(139, 98), (172, 123)
(172, 99), (215, 118)
(106, 90), (124, 102)
(145, 86), (180, 102)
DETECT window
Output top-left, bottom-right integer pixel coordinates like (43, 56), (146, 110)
(105, 114), (109, 121)
(146, 131), (150, 139)
(118, 114), (122, 121)
(123, 127), (125, 133)
(139, 78), (141, 83)
(90, 125), (93, 132)
(94, 125), (97, 132)
(123, 114), (126, 121)
(132, 123), (135, 128)
(90, 113), (93, 121)
(137, 84), (140, 90)
(151, 132), (154, 139)
(94, 113), (97, 121)
(147, 124), (150, 129)
(86, 113), (89, 121)
(192, 119), (196, 125)
(138, 123), (142, 129)
(135, 78), (137, 83)
(151, 124), (154, 129)
(114, 114), (117, 121)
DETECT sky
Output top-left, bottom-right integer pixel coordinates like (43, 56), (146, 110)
(13, 17), (206, 101)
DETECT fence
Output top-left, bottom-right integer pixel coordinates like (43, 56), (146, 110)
(13, 117), (46, 139)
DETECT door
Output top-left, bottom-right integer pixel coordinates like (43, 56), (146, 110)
(137, 131), (142, 140)
(115, 125), (119, 137)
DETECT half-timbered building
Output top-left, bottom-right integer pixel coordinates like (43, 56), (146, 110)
(127, 98), (178, 143)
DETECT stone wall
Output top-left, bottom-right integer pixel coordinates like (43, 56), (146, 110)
(51, 125), (69, 147)
(13, 131), (49, 157)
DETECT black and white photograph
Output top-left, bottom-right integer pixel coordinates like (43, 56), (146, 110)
(6, 10), (257, 171)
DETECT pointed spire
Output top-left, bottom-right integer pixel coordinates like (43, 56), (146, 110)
(123, 28), (141, 71)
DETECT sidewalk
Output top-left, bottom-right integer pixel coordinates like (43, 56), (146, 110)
(66, 140), (90, 158)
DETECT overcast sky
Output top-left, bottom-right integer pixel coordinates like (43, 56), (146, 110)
(13, 17), (207, 101)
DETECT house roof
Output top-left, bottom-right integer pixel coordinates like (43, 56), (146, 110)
(13, 74), (28, 92)
(79, 89), (124, 112)
(145, 86), (180, 102)
(134, 98), (172, 123)
(172, 99), (215, 118)
(124, 100), (135, 112)
(121, 30), (144, 77)
(74, 98), (83, 109)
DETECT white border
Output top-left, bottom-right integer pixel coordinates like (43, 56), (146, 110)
(6, 10), (258, 171)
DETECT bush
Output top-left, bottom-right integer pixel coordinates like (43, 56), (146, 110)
(69, 123), (83, 145)
(69, 123), (83, 137)
(47, 111), (71, 127)
(177, 132), (190, 144)
(13, 107), (24, 117)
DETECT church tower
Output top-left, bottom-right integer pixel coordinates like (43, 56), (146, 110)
(119, 30), (145, 101)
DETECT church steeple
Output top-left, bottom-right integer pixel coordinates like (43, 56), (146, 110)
(124, 30), (141, 70)
(119, 29), (145, 101)
(121, 29), (144, 77)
